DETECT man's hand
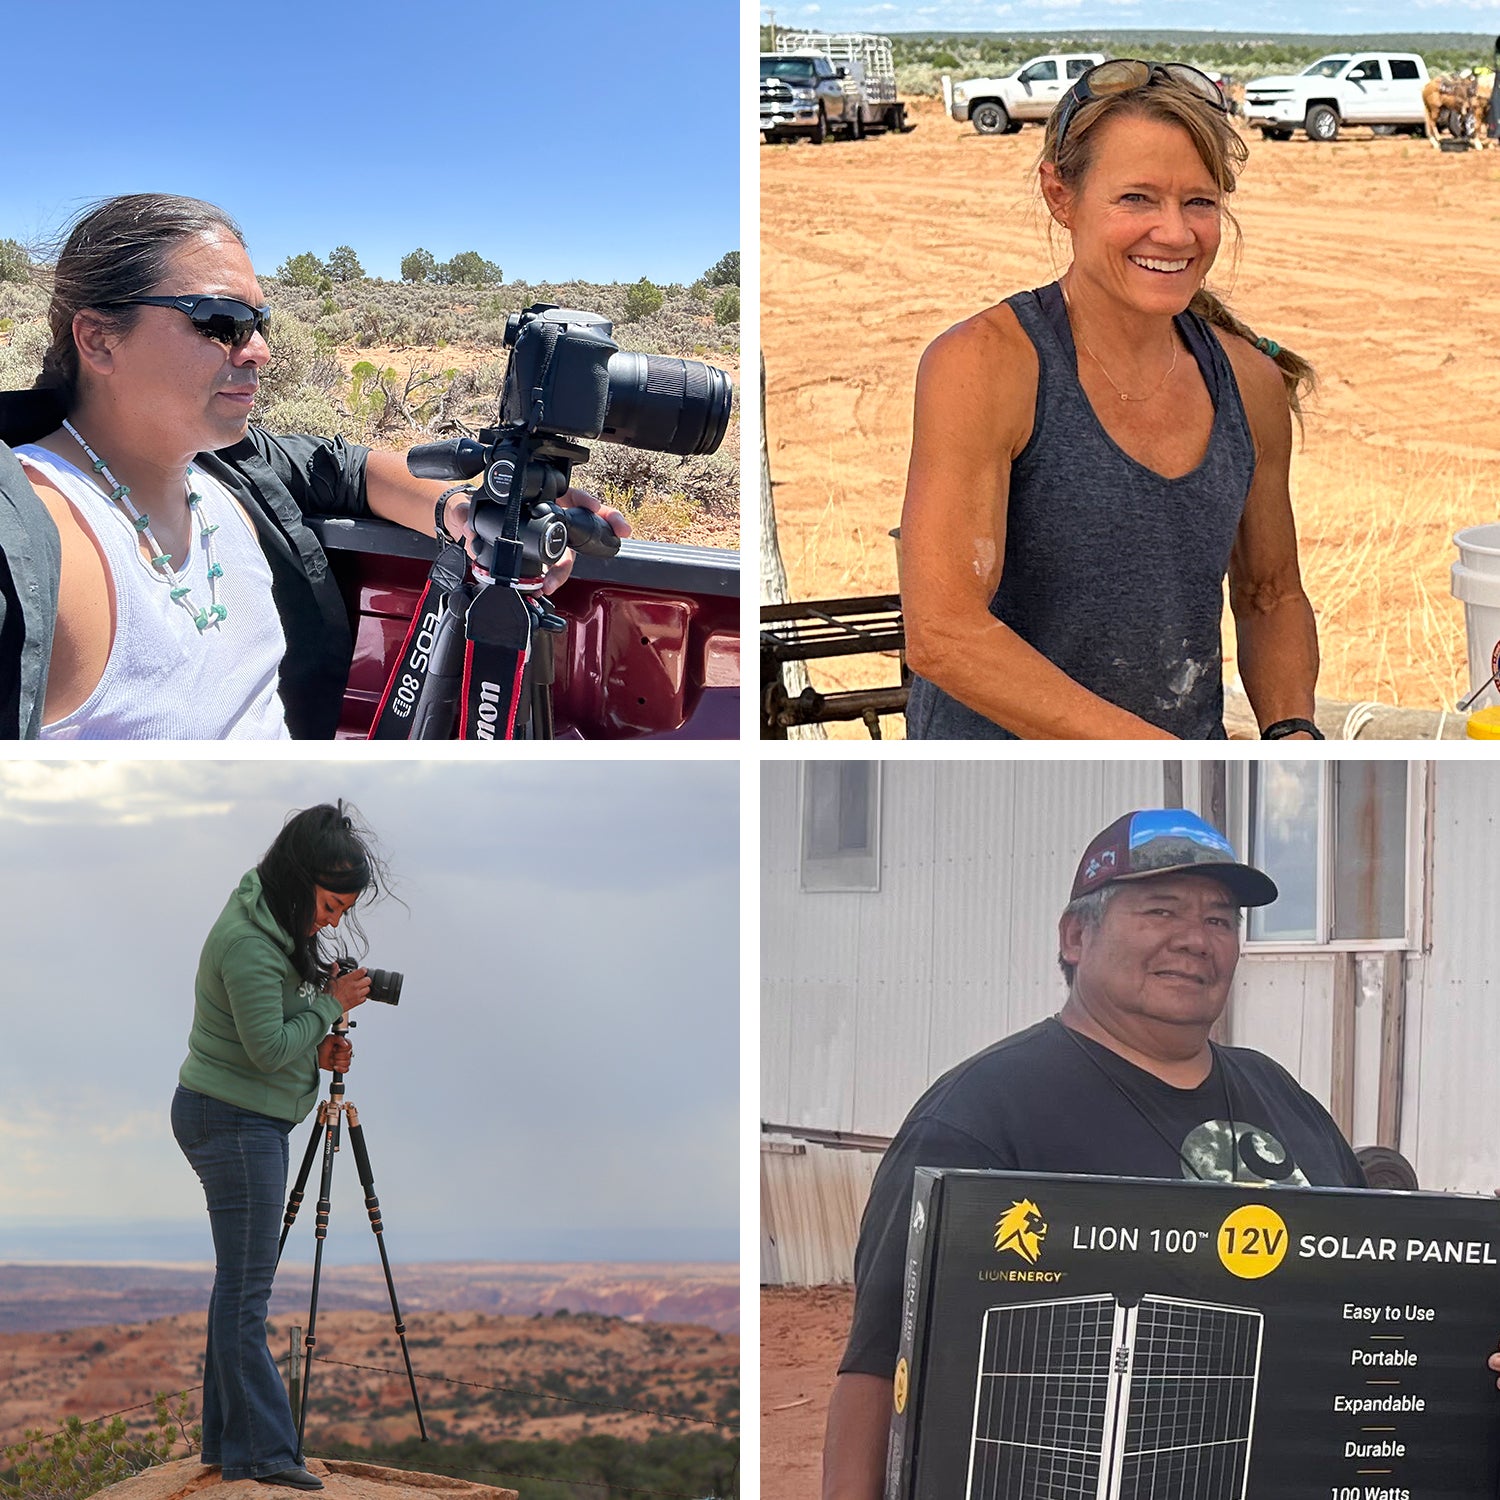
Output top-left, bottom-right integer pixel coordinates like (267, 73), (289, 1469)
(317, 1034), (353, 1072)
(540, 488), (631, 596)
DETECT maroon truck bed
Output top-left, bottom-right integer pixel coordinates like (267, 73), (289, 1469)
(309, 517), (740, 739)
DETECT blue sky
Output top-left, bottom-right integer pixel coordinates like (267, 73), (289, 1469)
(0, 760), (737, 1264)
(769, 2), (1497, 38)
(0, 0), (738, 287)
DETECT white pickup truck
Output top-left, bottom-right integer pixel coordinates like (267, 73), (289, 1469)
(1244, 52), (1429, 141)
(948, 53), (1106, 134)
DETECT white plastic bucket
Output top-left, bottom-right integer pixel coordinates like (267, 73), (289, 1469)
(1451, 523), (1500, 708)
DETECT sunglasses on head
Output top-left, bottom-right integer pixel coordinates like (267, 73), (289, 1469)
(1051, 60), (1228, 158)
(98, 294), (272, 349)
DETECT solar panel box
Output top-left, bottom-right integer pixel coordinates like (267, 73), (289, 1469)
(886, 1169), (1500, 1500)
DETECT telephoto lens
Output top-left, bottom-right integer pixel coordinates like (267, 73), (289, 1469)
(366, 967), (404, 1006)
(336, 958), (404, 1006)
(601, 351), (734, 456)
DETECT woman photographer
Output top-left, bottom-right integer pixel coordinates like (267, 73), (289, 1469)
(171, 803), (386, 1490)
(0, 193), (627, 739)
(899, 63), (1320, 740)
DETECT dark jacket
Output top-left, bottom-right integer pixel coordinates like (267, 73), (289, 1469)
(0, 397), (371, 739)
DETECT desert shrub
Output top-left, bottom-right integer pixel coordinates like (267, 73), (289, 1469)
(314, 309), (357, 348)
(258, 314), (319, 409)
(0, 319), (49, 389)
(680, 450), (739, 517)
(712, 288), (739, 326)
(623, 277), (664, 322)
(414, 313), (458, 346)
(0, 1393), (197, 1500)
(437, 250), (502, 287)
(260, 391), (342, 437)
(0, 238), (31, 285)
(326, 245), (364, 283)
(0, 281), (48, 321)
(704, 251), (739, 287)
(277, 251), (328, 289)
(401, 248), (437, 283)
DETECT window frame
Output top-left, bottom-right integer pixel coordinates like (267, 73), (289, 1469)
(1231, 761), (1424, 953)
(797, 761), (882, 894)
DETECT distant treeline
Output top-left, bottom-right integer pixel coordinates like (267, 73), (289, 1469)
(762, 27), (1499, 90)
(322, 1430), (739, 1500)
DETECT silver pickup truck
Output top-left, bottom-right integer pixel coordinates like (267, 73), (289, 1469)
(761, 52), (848, 144)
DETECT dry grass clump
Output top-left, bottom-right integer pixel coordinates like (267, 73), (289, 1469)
(1291, 436), (1475, 710)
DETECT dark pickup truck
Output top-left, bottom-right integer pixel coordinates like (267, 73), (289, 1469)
(311, 517), (739, 739)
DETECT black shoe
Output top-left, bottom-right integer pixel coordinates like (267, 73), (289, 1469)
(261, 1469), (324, 1491)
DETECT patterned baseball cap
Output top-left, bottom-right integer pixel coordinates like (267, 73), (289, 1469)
(1071, 809), (1278, 907)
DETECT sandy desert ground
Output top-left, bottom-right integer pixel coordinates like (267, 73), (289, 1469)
(762, 98), (1500, 734)
(760, 1286), (853, 1500)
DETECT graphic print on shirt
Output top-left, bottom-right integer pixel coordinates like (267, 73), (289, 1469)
(1181, 1118), (1311, 1186)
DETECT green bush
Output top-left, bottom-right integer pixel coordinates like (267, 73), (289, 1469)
(400, 248), (437, 283)
(257, 314), (320, 410)
(623, 277), (664, 323)
(704, 251), (739, 287)
(712, 288), (739, 326)
(0, 239), (31, 285)
(276, 251), (328, 289)
(0, 1393), (197, 1500)
(436, 251), (502, 287)
(326, 245), (364, 283)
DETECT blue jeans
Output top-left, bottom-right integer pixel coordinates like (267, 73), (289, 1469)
(171, 1085), (300, 1480)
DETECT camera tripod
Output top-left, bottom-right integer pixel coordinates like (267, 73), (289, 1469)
(367, 429), (620, 742)
(277, 1012), (427, 1456)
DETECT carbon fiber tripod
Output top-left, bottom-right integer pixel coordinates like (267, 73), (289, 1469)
(277, 1010), (428, 1456)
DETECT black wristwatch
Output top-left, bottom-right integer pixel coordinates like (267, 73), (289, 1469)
(1262, 717), (1325, 740)
(435, 484), (471, 545)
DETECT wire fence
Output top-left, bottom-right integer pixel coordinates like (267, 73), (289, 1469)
(4, 1352), (740, 1499)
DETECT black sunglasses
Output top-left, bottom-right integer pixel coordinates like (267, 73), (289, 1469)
(1051, 60), (1229, 158)
(98, 294), (272, 349)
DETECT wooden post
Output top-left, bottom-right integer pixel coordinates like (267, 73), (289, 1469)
(289, 1325), (303, 1424)
(1377, 952), (1407, 1148)
(759, 353), (824, 740)
(1330, 953), (1358, 1139)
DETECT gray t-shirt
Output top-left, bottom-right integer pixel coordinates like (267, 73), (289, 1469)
(906, 283), (1256, 739)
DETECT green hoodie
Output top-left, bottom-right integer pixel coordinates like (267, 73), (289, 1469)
(179, 869), (346, 1123)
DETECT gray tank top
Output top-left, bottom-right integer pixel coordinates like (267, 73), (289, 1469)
(906, 282), (1256, 739)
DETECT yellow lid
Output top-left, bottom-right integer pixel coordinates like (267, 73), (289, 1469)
(1466, 707), (1500, 739)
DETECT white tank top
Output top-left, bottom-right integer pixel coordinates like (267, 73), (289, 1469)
(17, 446), (291, 740)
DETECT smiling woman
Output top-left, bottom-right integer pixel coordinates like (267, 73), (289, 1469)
(898, 64), (1322, 741)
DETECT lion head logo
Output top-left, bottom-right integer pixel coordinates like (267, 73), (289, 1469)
(994, 1199), (1047, 1265)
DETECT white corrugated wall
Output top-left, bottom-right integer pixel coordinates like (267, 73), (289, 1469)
(762, 760), (1500, 1285)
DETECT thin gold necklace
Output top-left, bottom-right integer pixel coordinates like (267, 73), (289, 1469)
(1061, 283), (1178, 403)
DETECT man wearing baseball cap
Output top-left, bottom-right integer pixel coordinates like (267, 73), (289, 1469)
(821, 808), (1366, 1500)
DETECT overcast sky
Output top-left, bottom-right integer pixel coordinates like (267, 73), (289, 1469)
(770, 3), (1498, 39)
(0, 759), (737, 1265)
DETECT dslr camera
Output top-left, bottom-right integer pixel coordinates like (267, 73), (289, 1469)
(336, 956), (403, 1006)
(406, 303), (733, 578)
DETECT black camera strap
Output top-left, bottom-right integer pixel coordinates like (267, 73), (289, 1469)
(367, 544), (470, 740)
(459, 581), (535, 739)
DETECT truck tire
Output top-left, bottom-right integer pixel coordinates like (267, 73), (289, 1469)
(1305, 104), (1339, 141)
(809, 105), (827, 145)
(847, 109), (865, 141)
(971, 101), (1010, 135)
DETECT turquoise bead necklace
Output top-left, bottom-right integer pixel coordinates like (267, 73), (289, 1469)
(63, 418), (227, 632)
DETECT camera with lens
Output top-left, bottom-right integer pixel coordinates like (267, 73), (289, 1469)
(336, 956), (404, 1006)
(406, 303), (734, 579)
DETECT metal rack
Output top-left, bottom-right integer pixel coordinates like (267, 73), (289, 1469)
(760, 593), (908, 738)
